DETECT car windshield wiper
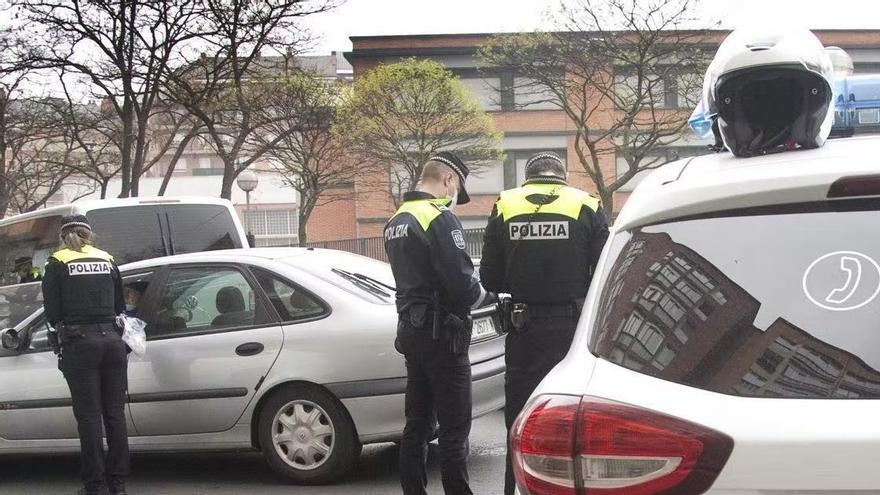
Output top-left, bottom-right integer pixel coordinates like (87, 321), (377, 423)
(331, 268), (395, 299)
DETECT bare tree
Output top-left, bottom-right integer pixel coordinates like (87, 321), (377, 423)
(163, 0), (338, 200)
(479, 0), (715, 219)
(0, 65), (30, 217)
(335, 58), (504, 205)
(8, 0), (207, 197)
(255, 72), (355, 244)
(0, 97), (77, 215)
(54, 75), (123, 199)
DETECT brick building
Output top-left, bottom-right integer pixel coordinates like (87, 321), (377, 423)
(306, 30), (880, 241)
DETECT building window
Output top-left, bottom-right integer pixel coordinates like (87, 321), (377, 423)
(614, 72), (667, 109)
(461, 68), (561, 112)
(463, 149), (569, 195)
(854, 63), (880, 74)
(468, 159), (506, 194)
(244, 209), (299, 247)
(613, 66), (702, 110)
(459, 76), (502, 111)
(513, 77), (560, 110)
(510, 149), (567, 188)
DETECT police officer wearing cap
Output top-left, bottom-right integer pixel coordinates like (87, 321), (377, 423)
(480, 152), (609, 495)
(384, 151), (494, 495)
(42, 215), (129, 495)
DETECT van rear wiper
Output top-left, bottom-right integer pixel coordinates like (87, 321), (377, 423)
(331, 268), (395, 299)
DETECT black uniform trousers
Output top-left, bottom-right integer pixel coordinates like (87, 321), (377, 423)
(504, 315), (577, 495)
(59, 323), (130, 492)
(397, 319), (473, 495)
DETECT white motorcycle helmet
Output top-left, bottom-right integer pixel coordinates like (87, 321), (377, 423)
(703, 27), (835, 157)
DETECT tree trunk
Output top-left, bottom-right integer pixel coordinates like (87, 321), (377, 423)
(130, 116), (150, 197)
(158, 133), (196, 196)
(297, 210), (309, 246)
(297, 223), (307, 246)
(100, 178), (109, 199)
(220, 162), (235, 199)
(598, 188), (614, 225)
(118, 98), (135, 198)
(158, 161), (176, 196)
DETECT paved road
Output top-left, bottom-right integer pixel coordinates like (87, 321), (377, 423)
(0, 409), (508, 495)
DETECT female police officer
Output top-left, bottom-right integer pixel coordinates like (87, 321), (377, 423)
(42, 215), (129, 495)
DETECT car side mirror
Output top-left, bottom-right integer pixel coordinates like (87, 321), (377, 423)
(1, 328), (21, 351)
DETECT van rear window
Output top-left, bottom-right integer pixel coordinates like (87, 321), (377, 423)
(88, 207), (167, 264)
(88, 204), (241, 265)
(589, 205), (880, 399)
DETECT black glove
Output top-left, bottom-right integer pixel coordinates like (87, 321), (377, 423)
(47, 330), (60, 355)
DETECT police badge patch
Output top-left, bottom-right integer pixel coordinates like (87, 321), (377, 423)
(451, 230), (466, 249)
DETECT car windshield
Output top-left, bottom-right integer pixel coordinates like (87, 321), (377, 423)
(0, 283), (43, 330)
(588, 204), (880, 399)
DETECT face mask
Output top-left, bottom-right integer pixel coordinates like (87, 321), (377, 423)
(125, 304), (136, 312)
(445, 178), (458, 210)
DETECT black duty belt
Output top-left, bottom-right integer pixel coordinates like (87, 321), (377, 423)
(65, 322), (117, 332)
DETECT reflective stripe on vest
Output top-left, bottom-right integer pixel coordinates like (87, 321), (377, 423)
(50, 245), (115, 264)
(391, 199), (451, 231)
(496, 184), (600, 222)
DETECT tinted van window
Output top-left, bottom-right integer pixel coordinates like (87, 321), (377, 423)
(165, 205), (241, 254)
(589, 205), (880, 399)
(87, 206), (168, 264)
(87, 204), (242, 265)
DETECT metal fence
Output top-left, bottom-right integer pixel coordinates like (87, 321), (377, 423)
(304, 228), (486, 262)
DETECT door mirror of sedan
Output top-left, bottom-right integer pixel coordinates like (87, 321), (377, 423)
(1, 328), (21, 351)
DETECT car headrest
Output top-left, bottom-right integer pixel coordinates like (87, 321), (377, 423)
(216, 286), (245, 314)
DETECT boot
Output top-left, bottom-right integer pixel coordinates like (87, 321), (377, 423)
(108, 479), (128, 495)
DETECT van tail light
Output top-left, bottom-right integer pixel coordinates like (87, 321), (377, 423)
(510, 395), (734, 495)
(828, 174), (880, 198)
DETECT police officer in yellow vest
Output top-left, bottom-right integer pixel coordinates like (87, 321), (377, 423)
(480, 152), (609, 495)
(13, 256), (41, 284)
(42, 215), (129, 495)
(384, 152), (493, 495)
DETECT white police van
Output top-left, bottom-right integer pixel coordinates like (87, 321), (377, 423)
(0, 197), (248, 287)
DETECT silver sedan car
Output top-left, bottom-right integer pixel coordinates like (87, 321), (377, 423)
(0, 248), (505, 484)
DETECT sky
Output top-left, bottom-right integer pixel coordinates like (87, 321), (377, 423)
(302, 0), (880, 54)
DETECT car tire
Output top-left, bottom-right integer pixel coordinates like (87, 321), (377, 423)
(258, 384), (361, 484)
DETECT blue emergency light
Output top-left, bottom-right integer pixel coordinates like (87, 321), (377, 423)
(830, 74), (880, 137)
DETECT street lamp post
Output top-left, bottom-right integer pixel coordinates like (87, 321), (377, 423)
(236, 170), (259, 247)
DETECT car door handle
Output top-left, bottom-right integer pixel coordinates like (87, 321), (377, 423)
(235, 342), (264, 356)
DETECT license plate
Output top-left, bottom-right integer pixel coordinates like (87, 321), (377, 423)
(859, 108), (880, 124)
(472, 317), (497, 341)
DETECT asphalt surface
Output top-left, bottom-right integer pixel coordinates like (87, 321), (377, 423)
(0, 409), (508, 495)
